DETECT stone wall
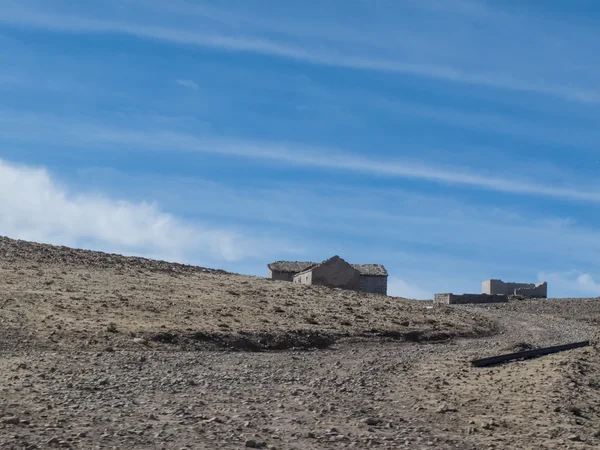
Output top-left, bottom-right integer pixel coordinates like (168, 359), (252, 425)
(312, 259), (361, 291)
(482, 279), (547, 298)
(434, 293), (508, 305)
(269, 270), (294, 282)
(293, 270), (313, 285)
(359, 276), (388, 295)
(514, 282), (548, 298)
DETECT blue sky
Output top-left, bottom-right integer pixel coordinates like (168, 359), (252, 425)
(1, 0), (600, 298)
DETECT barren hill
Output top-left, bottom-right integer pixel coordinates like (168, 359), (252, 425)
(1, 236), (600, 450)
(0, 236), (495, 352)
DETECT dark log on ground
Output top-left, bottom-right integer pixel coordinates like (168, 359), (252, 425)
(471, 341), (591, 367)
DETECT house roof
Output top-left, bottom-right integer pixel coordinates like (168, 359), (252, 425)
(294, 255), (347, 276)
(268, 259), (388, 277)
(353, 264), (388, 276)
(268, 261), (314, 273)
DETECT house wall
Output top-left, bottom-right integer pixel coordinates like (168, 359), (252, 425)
(293, 271), (313, 285)
(359, 275), (388, 295)
(482, 279), (528, 295)
(294, 257), (360, 291)
(311, 261), (361, 291)
(435, 293), (508, 305)
(482, 279), (547, 297)
(269, 270), (294, 282)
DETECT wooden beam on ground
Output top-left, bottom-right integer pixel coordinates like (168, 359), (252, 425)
(471, 341), (591, 368)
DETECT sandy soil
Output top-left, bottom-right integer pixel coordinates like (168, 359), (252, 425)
(1, 237), (600, 449)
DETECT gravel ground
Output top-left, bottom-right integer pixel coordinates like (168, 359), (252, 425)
(1, 237), (600, 449)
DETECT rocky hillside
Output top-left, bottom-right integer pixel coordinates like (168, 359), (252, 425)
(0, 236), (496, 352)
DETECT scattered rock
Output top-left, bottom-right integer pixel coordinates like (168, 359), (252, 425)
(481, 421), (497, 430)
(567, 406), (583, 417)
(2, 416), (20, 425)
(46, 437), (60, 445)
(361, 417), (381, 426)
(436, 404), (457, 414)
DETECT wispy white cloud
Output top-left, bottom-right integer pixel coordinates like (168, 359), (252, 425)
(51, 135), (600, 204)
(1, 1), (599, 103)
(0, 158), (294, 264)
(176, 79), (198, 90)
(576, 274), (600, 296)
(1, 111), (599, 204)
(539, 271), (600, 298)
(362, 95), (600, 150)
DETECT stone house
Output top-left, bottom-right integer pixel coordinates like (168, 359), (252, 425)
(268, 256), (388, 295)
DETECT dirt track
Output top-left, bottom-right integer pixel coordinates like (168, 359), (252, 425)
(1, 237), (600, 449)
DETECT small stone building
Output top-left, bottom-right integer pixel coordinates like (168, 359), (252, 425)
(293, 256), (361, 291)
(482, 279), (547, 298)
(268, 257), (388, 295)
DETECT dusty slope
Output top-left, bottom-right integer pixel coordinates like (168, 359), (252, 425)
(1, 237), (600, 450)
(0, 236), (495, 351)
(1, 329), (600, 449)
(483, 297), (600, 328)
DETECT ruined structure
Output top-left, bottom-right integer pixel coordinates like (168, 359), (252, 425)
(434, 293), (508, 305)
(268, 257), (388, 295)
(435, 278), (549, 305)
(482, 279), (547, 298)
